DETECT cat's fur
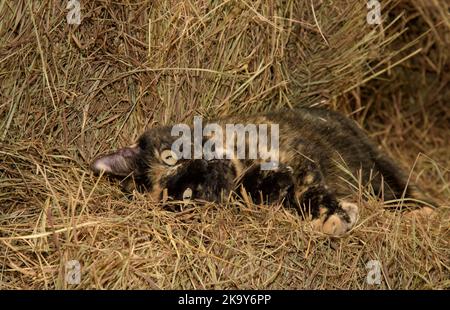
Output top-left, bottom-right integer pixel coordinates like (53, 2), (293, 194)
(91, 107), (435, 236)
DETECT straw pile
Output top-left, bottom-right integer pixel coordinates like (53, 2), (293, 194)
(0, 0), (448, 289)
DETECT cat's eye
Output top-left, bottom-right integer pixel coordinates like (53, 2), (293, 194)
(161, 149), (178, 166)
(182, 188), (193, 201)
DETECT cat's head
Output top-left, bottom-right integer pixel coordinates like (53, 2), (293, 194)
(90, 127), (235, 203)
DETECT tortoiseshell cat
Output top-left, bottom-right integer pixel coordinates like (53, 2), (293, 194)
(91, 107), (435, 236)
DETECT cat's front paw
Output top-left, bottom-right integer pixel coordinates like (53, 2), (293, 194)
(312, 201), (359, 237)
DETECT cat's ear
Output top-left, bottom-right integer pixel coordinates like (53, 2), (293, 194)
(91, 144), (142, 177)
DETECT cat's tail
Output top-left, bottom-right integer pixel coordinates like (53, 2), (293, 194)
(373, 153), (438, 209)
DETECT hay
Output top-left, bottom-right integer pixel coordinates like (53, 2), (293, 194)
(0, 0), (449, 289)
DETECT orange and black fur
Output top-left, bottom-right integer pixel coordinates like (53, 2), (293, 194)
(91, 107), (435, 236)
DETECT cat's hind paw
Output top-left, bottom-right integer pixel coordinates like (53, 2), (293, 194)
(312, 201), (359, 237)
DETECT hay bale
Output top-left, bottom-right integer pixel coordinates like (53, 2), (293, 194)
(0, 0), (448, 289)
(1, 1), (398, 145)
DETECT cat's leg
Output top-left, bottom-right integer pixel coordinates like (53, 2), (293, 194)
(239, 161), (358, 236)
(238, 163), (295, 205)
(308, 194), (359, 237)
(293, 163), (359, 237)
(162, 159), (236, 203)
